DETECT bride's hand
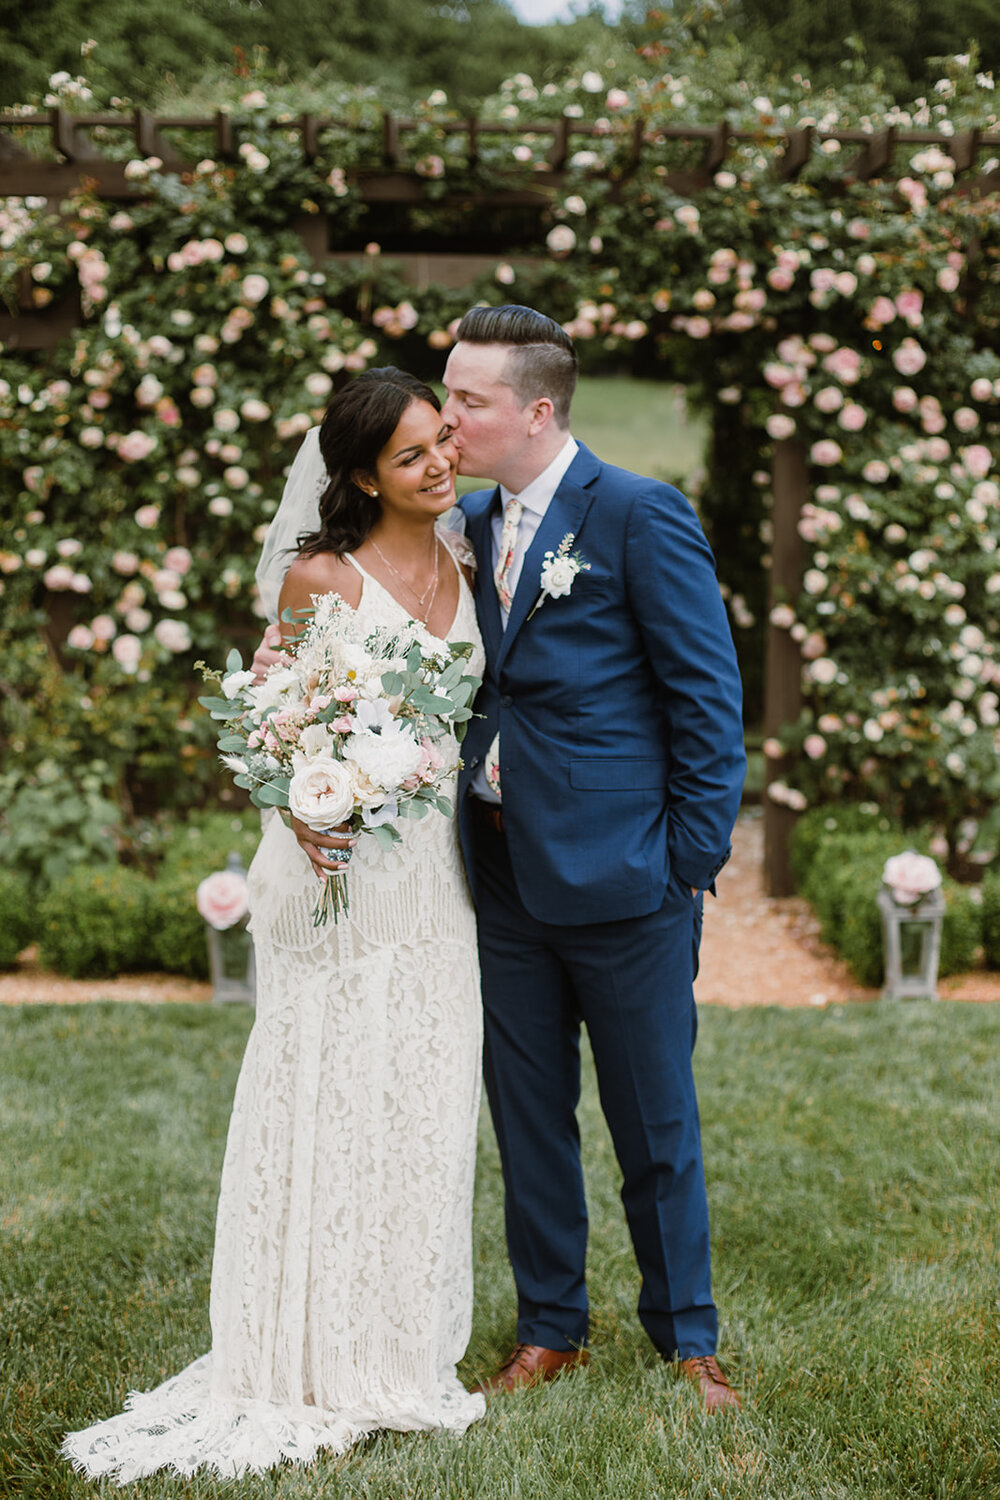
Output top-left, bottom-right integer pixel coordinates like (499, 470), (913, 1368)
(251, 625), (285, 683)
(290, 814), (357, 877)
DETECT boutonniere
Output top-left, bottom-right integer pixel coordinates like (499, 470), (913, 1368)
(528, 533), (590, 619)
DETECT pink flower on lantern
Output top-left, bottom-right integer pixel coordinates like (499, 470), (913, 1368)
(882, 850), (941, 905)
(196, 870), (250, 930)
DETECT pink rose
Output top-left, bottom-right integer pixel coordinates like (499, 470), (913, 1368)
(838, 403), (867, 432)
(810, 440), (843, 466)
(119, 430), (157, 463)
(962, 445), (992, 480)
(895, 289), (923, 327)
(822, 347), (861, 384)
(892, 338), (927, 377)
(196, 870), (250, 930)
(867, 296), (896, 327)
(892, 387), (918, 413)
(803, 734), (827, 759)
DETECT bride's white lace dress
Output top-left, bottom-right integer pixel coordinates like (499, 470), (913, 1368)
(64, 533), (486, 1482)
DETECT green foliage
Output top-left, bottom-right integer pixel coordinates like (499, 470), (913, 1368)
(0, 867), (32, 967)
(980, 869), (1000, 968)
(0, 760), (122, 891)
(2, 35), (1000, 854)
(37, 865), (155, 978)
(0, 0), (609, 113)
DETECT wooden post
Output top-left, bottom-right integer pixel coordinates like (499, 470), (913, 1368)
(763, 437), (808, 896)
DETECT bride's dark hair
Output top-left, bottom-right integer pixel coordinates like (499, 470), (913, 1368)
(297, 367), (442, 558)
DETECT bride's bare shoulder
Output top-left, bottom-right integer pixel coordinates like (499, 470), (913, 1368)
(279, 551), (362, 634)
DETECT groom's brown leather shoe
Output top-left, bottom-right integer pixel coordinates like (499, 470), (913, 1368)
(472, 1343), (590, 1394)
(677, 1354), (741, 1413)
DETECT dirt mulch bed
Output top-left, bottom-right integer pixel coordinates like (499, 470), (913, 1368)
(3, 814), (998, 1008)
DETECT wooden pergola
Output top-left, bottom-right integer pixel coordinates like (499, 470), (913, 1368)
(3, 107), (998, 893)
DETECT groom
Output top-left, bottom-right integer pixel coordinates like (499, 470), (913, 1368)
(267, 305), (745, 1410)
(436, 306), (745, 1410)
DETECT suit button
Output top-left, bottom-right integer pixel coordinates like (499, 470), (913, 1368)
(500, 694), (513, 708)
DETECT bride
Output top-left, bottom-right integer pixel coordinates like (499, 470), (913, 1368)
(64, 369), (486, 1482)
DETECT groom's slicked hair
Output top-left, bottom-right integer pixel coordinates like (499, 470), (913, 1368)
(455, 304), (578, 428)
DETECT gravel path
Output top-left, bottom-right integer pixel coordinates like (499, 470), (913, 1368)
(2, 813), (997, 1007)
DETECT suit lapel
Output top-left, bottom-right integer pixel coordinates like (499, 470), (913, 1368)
(462, 488), (503, 664)
(498, 467), (597, 668)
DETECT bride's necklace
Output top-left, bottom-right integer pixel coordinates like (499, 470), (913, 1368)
(369, 533), (441, 623)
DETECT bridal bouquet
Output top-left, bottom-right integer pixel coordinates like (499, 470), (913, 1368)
(198, 594), (480, 924)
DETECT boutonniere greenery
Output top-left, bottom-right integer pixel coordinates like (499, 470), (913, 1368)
(528, 533), (590, 619)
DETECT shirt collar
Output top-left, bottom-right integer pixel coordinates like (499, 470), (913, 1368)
(499, 434), (578, 517)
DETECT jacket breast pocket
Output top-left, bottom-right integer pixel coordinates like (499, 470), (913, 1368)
(568, 758), (669, 791)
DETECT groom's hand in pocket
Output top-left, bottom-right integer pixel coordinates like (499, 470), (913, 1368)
(290, 815), (357, 877)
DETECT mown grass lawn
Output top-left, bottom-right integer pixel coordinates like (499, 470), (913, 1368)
(2, 1000), (998, 1499)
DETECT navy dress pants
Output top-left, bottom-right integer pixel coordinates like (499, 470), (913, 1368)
(472, 812), (718, 1359)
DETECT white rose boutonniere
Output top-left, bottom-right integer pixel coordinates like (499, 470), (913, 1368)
(529, 533), (590, 619)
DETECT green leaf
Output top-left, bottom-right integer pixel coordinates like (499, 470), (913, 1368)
(369, 823), (401, 850)
(381, 671), (404, 695)
(406, 644), (423, 673)
(217, 734), (247, 751)
(225, 647), (243, 674)
(254, 782), (290, 806)
(198, 695), (234, 713)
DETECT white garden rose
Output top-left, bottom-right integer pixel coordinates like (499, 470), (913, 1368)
(288, 756), (355, 830)
(541, 556), (576, 596)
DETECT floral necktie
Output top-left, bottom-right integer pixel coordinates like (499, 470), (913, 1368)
(484, 496), (524, 798)
(493, 496), (524, 614)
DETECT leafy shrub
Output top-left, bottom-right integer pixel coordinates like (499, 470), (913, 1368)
(793, 810), (982, 986)
(0, 868), (33, 967)
(938, 885), (982, 977)
(159, 810), (262, 879)
(38, 866), (155, 979)
(981, 872), (1000, 970)
(0, 761), (121, 892)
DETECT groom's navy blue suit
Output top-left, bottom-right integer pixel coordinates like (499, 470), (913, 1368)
(457, 442), (745, 1359)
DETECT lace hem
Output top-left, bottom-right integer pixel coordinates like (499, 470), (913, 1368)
(62, 1354), (484, 1484)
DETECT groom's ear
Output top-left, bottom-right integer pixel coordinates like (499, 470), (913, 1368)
(526, 396), (555, 436)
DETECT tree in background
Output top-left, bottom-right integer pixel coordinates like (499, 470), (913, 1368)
(0, 0), (610, 111)
(705, 0), (999, 98)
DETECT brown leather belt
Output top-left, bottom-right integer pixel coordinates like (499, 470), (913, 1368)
(472, 799), (505, 835)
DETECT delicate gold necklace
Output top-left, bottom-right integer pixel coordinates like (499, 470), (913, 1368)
(369, 533), (441, 623)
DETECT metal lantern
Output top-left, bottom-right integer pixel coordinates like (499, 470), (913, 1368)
(877, 885), (945, 1001)
(199, 853), (256, 1006)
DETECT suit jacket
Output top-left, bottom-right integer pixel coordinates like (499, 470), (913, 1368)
(457, 442), (745, 927)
